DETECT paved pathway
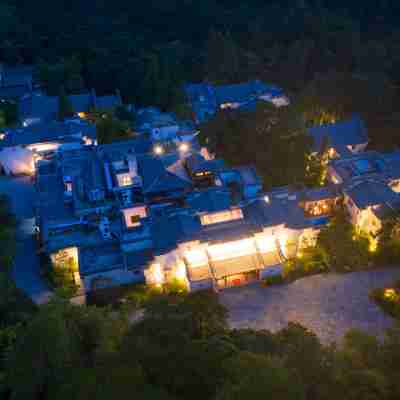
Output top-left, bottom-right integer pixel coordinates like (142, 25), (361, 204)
(220, 269), (400, 344)
(0, 176), (52, 304)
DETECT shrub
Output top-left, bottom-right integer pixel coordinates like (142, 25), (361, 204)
(370, 282), (400, 320)
(262, 274), (284, 286)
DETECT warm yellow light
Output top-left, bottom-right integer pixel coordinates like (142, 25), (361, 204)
(297, 251), (303, 258)
(185, 249), (208, 267)
(174, 262), (187, 280)
(154, 145), (164, 155)
(179, 142), (189, 152)
(384, 288), (397, 300)
(152, 263), (164, 285)
(369, 238), (378, 253)
(255, 235), (276, 253)
(207, 238), (255, 261)
(78, 112), (87, 118)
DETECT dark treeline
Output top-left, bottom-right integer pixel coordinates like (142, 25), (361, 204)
(2, 0), (400, 110)
(3, 290), (400, 400)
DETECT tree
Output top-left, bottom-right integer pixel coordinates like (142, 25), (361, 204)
(376, 211), (400, 264)
(57, 87), (74, 121)
(95, 112), (133, 144)
(317, 204), (370, 271)
(6, 299), (128, 400)
(204, 30), (242, 84)
(217, 352), (306, 400)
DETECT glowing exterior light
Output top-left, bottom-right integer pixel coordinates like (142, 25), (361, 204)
(152, 263), (164, 286)
(207, 238), (255, 262)
(174, 261), (187, 281)
(153, 145), (164, 155)
(384, 288), (397, 301)
(264, 195), (270, 204)
(179, 142), (189, 152)
(77, 112), (87, 119)
(255, 235), (276, 253)
(185, 249), (208, 267)
(369, 239), (378, 253)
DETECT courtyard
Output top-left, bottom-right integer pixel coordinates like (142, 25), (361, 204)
(220, 268), (400, 344)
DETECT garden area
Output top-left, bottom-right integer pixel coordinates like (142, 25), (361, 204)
(264, 204), (400, 287)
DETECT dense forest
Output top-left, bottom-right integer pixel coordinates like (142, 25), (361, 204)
(3, 289), (400, 400)
(3, 0), (400, 186)
(2, 0), (400, 107)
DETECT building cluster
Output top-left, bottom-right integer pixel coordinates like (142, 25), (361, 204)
(184, 80), (289, 124)
(1, 65), (400, 298)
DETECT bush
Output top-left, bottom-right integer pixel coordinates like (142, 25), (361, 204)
(317, 206), (371, 272)
(370, 282), (400, 319)
(262, 274), (284, 286)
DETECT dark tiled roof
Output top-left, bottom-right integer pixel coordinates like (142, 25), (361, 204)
(214, 80), (283, 104)
(0, 120), (96, 148)
(138, 155), (192, 194)
(345, 179), (400, 209)
(0, 85), (30, 100)
(308, 115), (368, 154)
(186, 188), (231, 213)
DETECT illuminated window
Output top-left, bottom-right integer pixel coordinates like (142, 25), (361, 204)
(200, 208), (243, 226)
(65, 182), (72, 192)
(123, 206), (147, 228)
(117, 173), (132, 187)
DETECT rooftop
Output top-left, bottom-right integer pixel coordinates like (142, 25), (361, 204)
(0, 120), (96, 148)
(308, 115), (368, 155)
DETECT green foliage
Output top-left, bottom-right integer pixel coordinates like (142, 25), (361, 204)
(370, 282), (400, 320)
(200, 103), (313, 188)
(38, 57), (84, 96)
(49, 255), (79, 298)
(57, 87), (74, 121)
(317, 205), (370, 271)
(283, 246), (329, 281)
(375, 211), (400, 264)
(0, 102), (18, 128)
(95, 112), (133, 144)
(262, 273), (285, 286)
(218, 352), (306, 400)
(6, 299), (128, 400)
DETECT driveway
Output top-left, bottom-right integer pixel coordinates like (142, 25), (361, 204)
(220, 269), (400, 344)
(0, 176), (52, 304)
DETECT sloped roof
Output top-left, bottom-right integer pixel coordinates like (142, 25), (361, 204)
(345, 179), (400, 210)
(19, 91), (122, 122)
(214, 80), (283, 104)
(186, 188), (231, 213)
(308, 115), (368, 155)
(0, 85), (30, 100)
(0, 120), (96, 148)
(138, 155), (192, 194)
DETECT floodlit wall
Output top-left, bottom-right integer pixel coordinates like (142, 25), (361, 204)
(0, 146), (34, 175)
